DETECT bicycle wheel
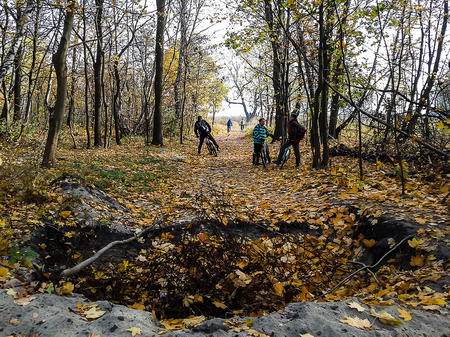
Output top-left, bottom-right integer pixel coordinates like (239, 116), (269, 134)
(279, 147), (291, 169)
(206, 139), (217, 156)
(206, 139), (213, 155)
(210, 144), (218, 157)
(261, 144), (270, 169)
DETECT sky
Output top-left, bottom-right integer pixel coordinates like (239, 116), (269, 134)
(203, 6), (246, 118)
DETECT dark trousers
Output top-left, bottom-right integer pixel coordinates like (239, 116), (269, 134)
(253, 143), (270, 164)
(276, 140), (301, 166)
(198, 134), (219, 153)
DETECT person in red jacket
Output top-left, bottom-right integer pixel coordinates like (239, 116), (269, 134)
(274, 113), (306, 167)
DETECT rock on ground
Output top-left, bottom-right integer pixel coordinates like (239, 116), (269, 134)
(1, 291), (449, 337)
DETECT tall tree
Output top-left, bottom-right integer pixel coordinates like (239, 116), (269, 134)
(93, 0), (104, 147)
(152, 0), (166, 146)
(42, 0), (75, 167)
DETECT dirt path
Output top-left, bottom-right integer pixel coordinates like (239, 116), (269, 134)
(145, 130), (448, 229)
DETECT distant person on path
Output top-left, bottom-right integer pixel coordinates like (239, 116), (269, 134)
(194, 116), (219, 154)
(274, 113), (306, 167)
(252, 118), (274, 166)
(227, 119), (233, 134)
(240, 118), (245, 131)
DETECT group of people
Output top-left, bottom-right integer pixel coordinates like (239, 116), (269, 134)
(194, 113), (306, 167)
(252, 113), (305, 167)
(226, 118), (246, 133)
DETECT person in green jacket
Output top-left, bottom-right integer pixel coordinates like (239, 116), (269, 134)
(252, 118), (274, 165)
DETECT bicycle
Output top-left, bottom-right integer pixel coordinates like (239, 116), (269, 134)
(205, 137), (218, 157)
(279, 141), (291, 169)
(260, 140), (271, 169)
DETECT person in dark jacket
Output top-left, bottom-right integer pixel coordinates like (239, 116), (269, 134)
(227, 119), (233, 133)
(274, 113), (306, 167)
(194, 116), (219, 154)
(252, 118), (274, 165)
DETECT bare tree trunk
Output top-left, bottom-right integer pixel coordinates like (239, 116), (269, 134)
(23, 0), (41, 124)
(93, 0), (104, 147)
(174, 0), (187, 121)
(0, 0), (34, 83)
(42, 1), (75, 167)
(13, 44), (23, 122)
(152, 0), (166, 146)
(263, 0), (284, 139)
(404, 0), (448, 135)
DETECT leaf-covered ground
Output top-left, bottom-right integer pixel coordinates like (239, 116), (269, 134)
(0, 130), (448, 320)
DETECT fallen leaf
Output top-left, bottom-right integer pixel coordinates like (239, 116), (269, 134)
(348, 301), (366, 312)
(339, 316), (372, 330)
(60, 210), (72, 219)
(397, 308), (412, 321)
(362, 239), (376, 248)
(212, 301), (228, 309)
(273, 282), (284, 296)
(61, 281), (75, 295)
(127, 326), (141, 336)
(408, 238), (425, 249)
(6, 288), (17, 298)
(9, 318), (20, 325)
(182, 315), (206, 328)
(129, 302), (146, 310)
(300, 334), (315, 337)
(84, 306), (106, 320)
(410, 255), (424, 267)
(14, 296), (35, 306)
(370, 309), (402, 326)
(0, 267), (9, 277)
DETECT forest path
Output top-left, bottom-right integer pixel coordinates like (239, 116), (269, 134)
(140, 129), (448, 227)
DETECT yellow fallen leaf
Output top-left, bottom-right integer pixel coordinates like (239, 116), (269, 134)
(408, 238), (425, 249)
(160, 318), (184, 330)
(129, 302), (146, 310)
(273, 282), (284, 297)
(60, 210), (72, 219)
(410, 255), (424, 267)
(14, 296), (35, 306)
(422, 305), (442, 311)
(61, 282), (74, 295)
(348, 301), (366, 312)
(370, 309), (402, 326)
(362, 239), (376, 248)
(414, 217), (427, 225)
(339, 316), (372, 330)
(64, 231), (75, 238)
(0, 267), (9, 278)
(212, 301), (227, 309)
(85, 306), (106, 320)
(301, 334), (315, 337)
(397, 308), (412, 321)
(182, 315), (206, 328)
(127, 326), (141, 336)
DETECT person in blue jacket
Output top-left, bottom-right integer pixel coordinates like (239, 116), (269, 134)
(252, 118), (274, 165)
(227, 119), (233, 133)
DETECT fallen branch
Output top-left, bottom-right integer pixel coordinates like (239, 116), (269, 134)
(324, 233), (414, 296)
(60, 217), (189, 277)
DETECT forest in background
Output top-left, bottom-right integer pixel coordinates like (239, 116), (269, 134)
(0, 1), (450, 332)
(0, 0), (448, 169)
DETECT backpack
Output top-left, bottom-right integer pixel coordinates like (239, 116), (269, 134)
(289, 120), (306, 140)
(198, 120), (209, 134)
(298, 125), (306, 140)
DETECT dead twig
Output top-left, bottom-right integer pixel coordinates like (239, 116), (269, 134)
(60, 217), (181, 277)
(323, 233), (414, 296)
